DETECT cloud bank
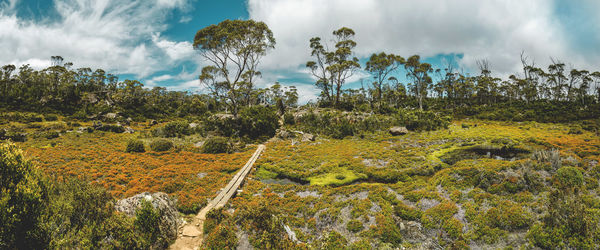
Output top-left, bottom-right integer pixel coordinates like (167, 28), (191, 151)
(248, 0), (598, 77)
(0, 0), (193, 78)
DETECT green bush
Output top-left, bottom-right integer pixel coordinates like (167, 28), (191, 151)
(396, 109), (451, 131)
(0, 142), (47, 249)
(555, 166), (584, 189)
(44, 114), (58, 121)
(126, 140), (145, 153)
(394, 203), (422, 221)
(150, 139), (173, 152)
(5, 132), (26, 142)
(95, 124), (125, 133)
(135, 200), (167, 249)
(283, 112), (295, 125)
(239, 106), (279, 140)
(152, 120), (190, 138)
(202, 136), (230, 154)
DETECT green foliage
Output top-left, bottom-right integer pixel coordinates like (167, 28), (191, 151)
(396, 109), (450, 131)
(0, 142), (47, 249)
(528, 189), (600, 248)
(43, 177), (145, 249)
(126, 139), (145, 153)
(202, 136), (230, 154)
(150, 139), (173, 152)
(233, 200), (296, 249)
(204, 223), (238, 250)
(320, 231), (348, 249)
(194, 19), (275, 115)
(422, 201), (461, 239)
(204, 207), (228, 235)
(239, 106), (279, 140)
(134, 200), (167, 248)
(484, 201), (532, 230)
(283, 112), (295, 125)
(95, 124), (125, 133)
(44, 114), (58, 121)
(555, 166), (584, 189)
(346, 219), (364, 233)
(152, 120), (190, 138)
(394, 203), (422, 221)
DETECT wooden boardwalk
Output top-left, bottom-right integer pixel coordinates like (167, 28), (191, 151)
(170, 144), (265, 250)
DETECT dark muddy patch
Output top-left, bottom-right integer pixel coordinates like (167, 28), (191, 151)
(440, 145), (530, 165)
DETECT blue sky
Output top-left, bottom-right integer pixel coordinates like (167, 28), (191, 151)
(1, 0), (599, 103)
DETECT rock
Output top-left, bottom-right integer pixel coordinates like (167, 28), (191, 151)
(213, 113), (235, 120)
(83, 93), (98, 104)
(389, 126), (408, 136)
(276, 129), (293, 139)
(77, 127), (88, 133)
(301, 133), (315, 142)
(124, 127), (135, 134)
(149, 120), (158, 126)
(115, 192), (181, 241)
(194, 141), (205, 148)
(189, 122), (198, 129)
(104, 113), (118, 120)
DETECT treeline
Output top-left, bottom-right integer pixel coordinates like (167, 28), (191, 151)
(306, 28), (600, 120)
(0, 56), (298, 120)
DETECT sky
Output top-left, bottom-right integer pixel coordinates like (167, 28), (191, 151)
(1, 0), (599, 104)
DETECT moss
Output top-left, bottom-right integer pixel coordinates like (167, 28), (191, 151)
(255, 167), (278, 180)
(308, 168), (366, 186)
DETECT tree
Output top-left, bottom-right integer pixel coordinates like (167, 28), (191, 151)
(306, 27), (360, 107)
(194, 19), (275, 116)
(365, 52), (405, 110)
(404, 55), (432, 110)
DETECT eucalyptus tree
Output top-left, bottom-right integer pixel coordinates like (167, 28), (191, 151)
(365, 52), (405, 110)
(306, 27), (360, 107)
(193, 19), (275, 115)
(404, 55), (432, 110)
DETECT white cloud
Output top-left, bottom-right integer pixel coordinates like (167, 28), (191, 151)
(248, 0), (598, 78)
(0, 0), (193, 78)
(152, 33), (194, 61)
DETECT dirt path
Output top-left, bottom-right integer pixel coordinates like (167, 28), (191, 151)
(169, 145), (266, 250)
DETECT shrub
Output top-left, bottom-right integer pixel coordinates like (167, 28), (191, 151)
(394, 203), (422, 221)
(396, 109), (451, 131)
(150, 139), (173, 152)
(239, 106), (279, 140)
(96, 124), (125, 133)
(555, 166), (584, 189)
(5, 132), (26, 142)
(135, 200), (167, 248)
(152, 120), (190, 138)
(202, 136), (230, 154)
(126, 140), (145, 153)
(346, 219), (363, 233)
(330, 119), (354, 139)
(43, 131), (59, 139)
(204, 224), (237, 250)
(44, 114), (58, 121)
(283, 112), (295, 125)
(0, 142), (46, 249)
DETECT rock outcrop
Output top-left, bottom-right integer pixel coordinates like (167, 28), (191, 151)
(301, 133), (315, 142)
